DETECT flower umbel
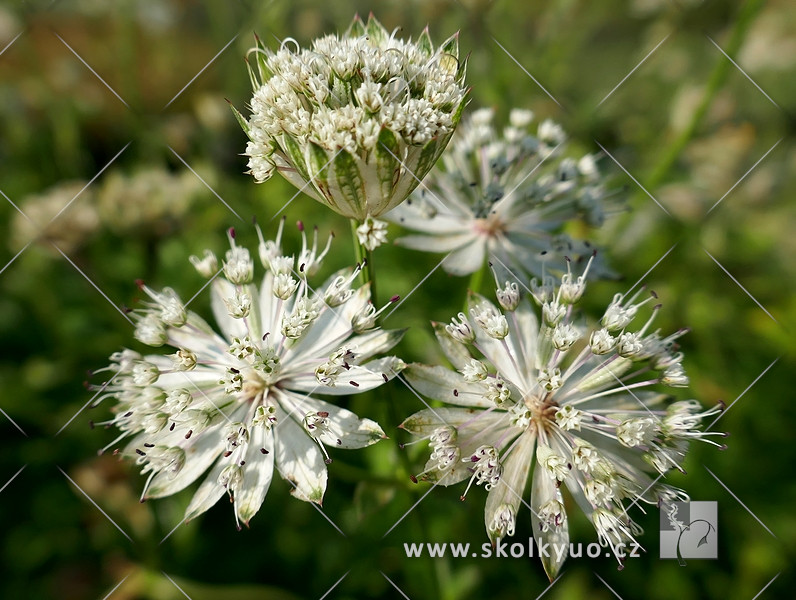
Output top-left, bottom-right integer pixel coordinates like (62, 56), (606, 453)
(92, 220), (405, 528)
(238, 14), (468, 220)
(386, 107), (620, 277)
(400, 257), (725, 579)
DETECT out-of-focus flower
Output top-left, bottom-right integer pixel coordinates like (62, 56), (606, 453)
(386, 107), (620, 277)
(92, 221), (405, 527)
(97, 167), (206, 237)
(401, 258), (725, 579)
(10, 181), (100, 255)
(239, 13), (468, 220)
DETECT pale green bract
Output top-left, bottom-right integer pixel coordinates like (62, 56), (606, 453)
(238, 14), (468, 220)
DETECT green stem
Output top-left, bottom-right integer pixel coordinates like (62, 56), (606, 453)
(644, 0), (763, 192)
(464, 259), (489, 311)
(350, 219), (378, 304)
(350, 219), (365, 276)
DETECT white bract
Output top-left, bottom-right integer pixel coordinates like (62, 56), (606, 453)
(386, 107), (620, 277)
(400, 258), (725, 579)
(93, 220), (405, 528)
(239, 14), (468, 220)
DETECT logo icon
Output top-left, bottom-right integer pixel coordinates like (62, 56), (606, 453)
(660, 501), (718, 564)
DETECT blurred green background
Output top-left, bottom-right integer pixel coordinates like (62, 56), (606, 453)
(1, 0), (794, 598)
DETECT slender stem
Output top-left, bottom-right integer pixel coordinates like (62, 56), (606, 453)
(468, 261), (485, 294)
(365, 247), (378, 305)
(350, 219), (365, 277)
(464, 259), (489, 312)
(644, 0), (763, 192)
(350, 219), (378, 304)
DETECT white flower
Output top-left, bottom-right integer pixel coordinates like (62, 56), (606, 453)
(10, 181), (100, 255)
(356, 217), (389, 251)
(400, 263), (725, 579)
(239, 14), (468, 220)
(92, 221), (406, 528)
(386, 107), (620, 278)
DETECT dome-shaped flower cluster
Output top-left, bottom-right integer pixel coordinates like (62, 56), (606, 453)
(239, 14), (468, 220)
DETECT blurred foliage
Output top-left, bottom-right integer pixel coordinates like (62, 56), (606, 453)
(0, 0), (794, 599)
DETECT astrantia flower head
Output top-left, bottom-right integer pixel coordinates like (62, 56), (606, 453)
(238, 14), (468, 220)
(401, 257), (725, 579)
(386, 107), (620, 277)
(92, 220), (405, 527)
